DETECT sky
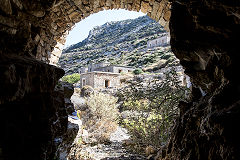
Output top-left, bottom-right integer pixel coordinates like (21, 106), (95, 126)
(64, 9), (146, 48)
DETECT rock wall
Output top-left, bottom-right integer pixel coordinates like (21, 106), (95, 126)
(0, 54), (67, 160)
(0, 54), (76, 160)
(162, 1), (240, 159)
(0, 0), (240, 159)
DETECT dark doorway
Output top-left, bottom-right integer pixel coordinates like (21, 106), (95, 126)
(82, 79), (86, 86)
(105, 80), (110, 88)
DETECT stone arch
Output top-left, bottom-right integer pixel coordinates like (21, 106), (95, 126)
(46, 0), (171, 65)
(0, 0), (171, 65)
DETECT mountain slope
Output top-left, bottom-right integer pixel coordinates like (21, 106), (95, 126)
(59, 16), (179, 75)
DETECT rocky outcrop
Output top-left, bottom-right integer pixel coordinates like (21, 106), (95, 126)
(161, 1), (240, 159)
(56, 117), (79, 160)
(55, 81), (75, 115)
(0, 54), (67, 160)
(0, 54), (76, 160)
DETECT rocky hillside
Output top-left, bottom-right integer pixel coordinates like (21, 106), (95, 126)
(59, 16), (179, 75)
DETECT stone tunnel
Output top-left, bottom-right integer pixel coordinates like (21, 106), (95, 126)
(0, 0), (240, 159)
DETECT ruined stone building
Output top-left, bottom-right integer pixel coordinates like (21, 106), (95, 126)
(147, 32), (170, 48)
(79, 62), (134, 89)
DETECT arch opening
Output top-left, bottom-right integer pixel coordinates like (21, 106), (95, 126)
(57, 8), (191, 159)
(47, 0), (171, 66)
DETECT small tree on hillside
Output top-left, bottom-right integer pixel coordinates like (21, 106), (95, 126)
(133, 68), (143, 75)
(116, 69), (190, 152)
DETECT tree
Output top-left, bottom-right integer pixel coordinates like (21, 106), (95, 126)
(61, 73), (80, 84)
(133, 68), (143, 75)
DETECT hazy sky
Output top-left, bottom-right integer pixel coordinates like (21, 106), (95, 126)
(64, 9), (146, 48)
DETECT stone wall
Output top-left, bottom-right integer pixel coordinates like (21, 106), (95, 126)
(80, 72), (120, 89)
(112, 66), (134, 73)
(94, 66), (134, 73)
(79, 73), (95, 88)
(93, 72), (120, 89)
(79, 67), (88, 74)
(147, 34), (169, 48)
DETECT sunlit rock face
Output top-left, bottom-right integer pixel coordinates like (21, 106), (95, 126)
(0, 0), (240, 159)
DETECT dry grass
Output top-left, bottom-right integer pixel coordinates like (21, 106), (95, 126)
(82, 92), (120, 143)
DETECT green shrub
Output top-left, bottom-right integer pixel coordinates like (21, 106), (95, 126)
(82, 92), (120, 143)
(117, 69), (190, 152)
(86, 92), (119, 123)
(133, 68), (143, 75)
(61, 73), (80, 84)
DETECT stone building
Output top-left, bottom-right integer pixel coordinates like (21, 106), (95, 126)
(79, 62), (134, 89)
(147, 32), (170, 48)
(94, 65), (134, 73)
(80, 72), (120, 89)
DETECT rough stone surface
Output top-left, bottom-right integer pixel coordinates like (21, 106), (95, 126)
(0, 54), (67, 160)
(56, 117), (79, 160)
(56, 81), (75, 115)
(161, 1), (240, 160)
(0, 0), (240, 160)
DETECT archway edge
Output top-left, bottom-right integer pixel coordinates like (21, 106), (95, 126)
(48, 0), (171, 65)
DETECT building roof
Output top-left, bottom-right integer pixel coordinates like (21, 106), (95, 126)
(95, 65), (134, 70)
(80, 71), (120, 75)
(148, 32), (169, 42)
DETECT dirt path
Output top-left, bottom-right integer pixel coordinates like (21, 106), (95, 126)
(66, 117), (145, 160)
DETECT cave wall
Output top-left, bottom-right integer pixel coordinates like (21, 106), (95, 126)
(0, 54), (68, 159)
(0, 0), (240, 159)
(164, 1), (240, 159)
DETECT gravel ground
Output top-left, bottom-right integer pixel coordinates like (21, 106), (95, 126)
(67, 116), (145, 160)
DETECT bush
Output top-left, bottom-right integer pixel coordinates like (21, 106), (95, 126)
(133, 68), (143, 75)
(61, 73), (80, 84)
(117, 69), (190, 152)
(82, 92), (120, 143)
(80, 85), (94, 97)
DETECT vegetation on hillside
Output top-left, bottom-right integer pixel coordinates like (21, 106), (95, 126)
(133, 68), (144, 75)
(59, 16), (179, 75)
